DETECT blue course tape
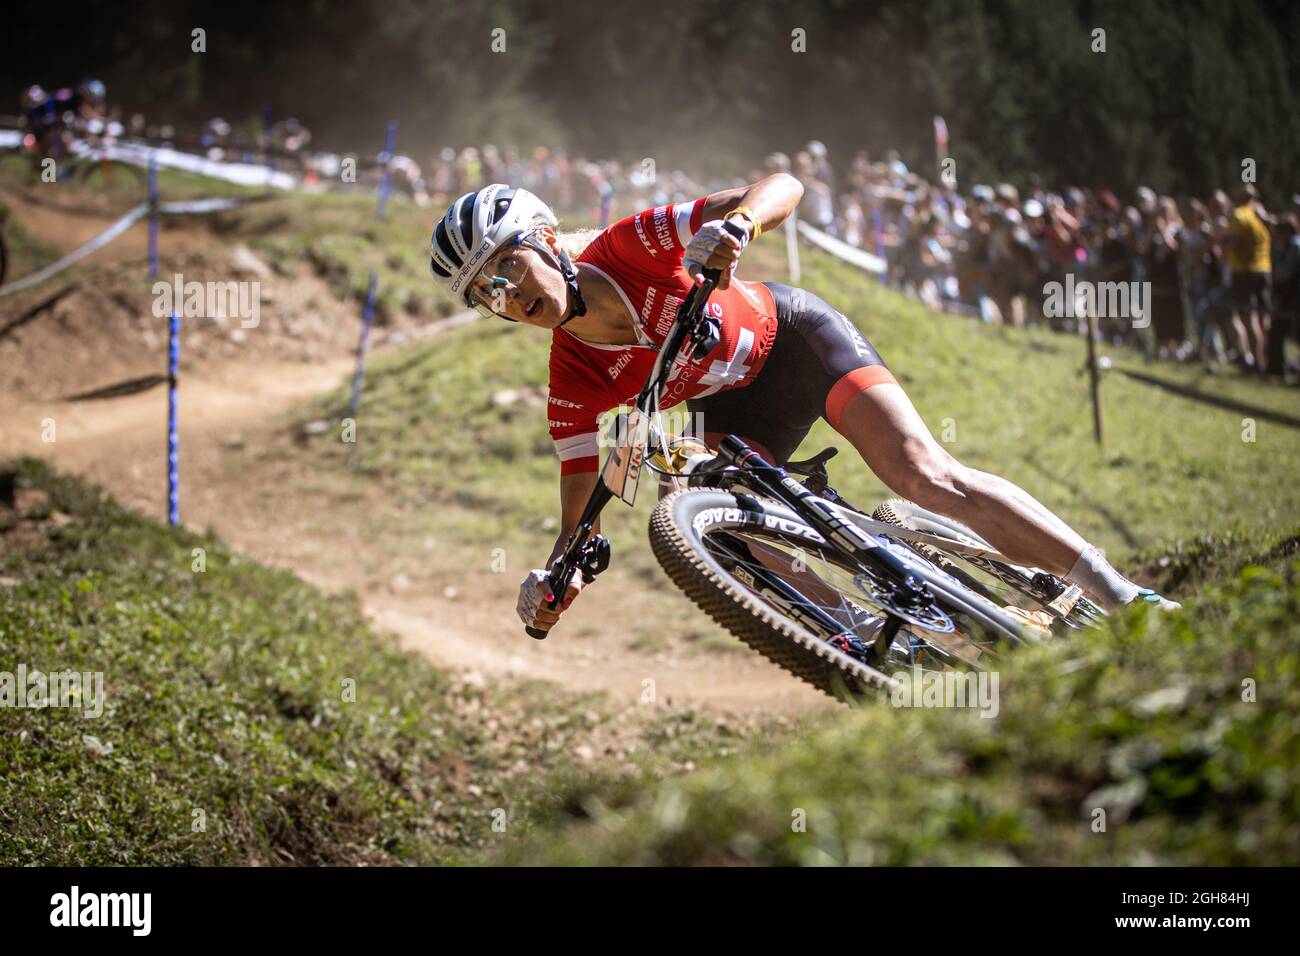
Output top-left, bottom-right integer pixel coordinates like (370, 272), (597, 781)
(167, 311), (180, 526)
(348, 271), (380, 417)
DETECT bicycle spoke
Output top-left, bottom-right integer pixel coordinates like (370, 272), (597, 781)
(704, 528), (999, 671)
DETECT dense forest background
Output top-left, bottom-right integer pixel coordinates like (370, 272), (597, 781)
(6, 0), (1298, 199)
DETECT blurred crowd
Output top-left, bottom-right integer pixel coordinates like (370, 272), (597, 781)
(13, 85), (1296, 376)
(767, 142), (1298, 377)
(400, 139), (1297, 377)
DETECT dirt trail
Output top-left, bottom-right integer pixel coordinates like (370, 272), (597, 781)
(3, 192), (830, 716)
(6, 363), (827, 714)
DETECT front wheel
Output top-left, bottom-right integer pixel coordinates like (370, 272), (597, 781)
(76, 156), (148, 198)
(648, 490), (1030, 702)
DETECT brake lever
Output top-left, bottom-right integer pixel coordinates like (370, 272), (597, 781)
(524, 534), (611, 640)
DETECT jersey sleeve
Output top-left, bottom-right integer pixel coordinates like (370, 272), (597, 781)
(547, 338), (615, 476)
(589, 197), (707, 279)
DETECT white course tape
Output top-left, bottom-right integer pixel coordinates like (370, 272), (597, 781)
(100, 142), (297, 190)
(0, 129), (296, 190)
(796, 220), (887, 275)
(0, 194), (263, 298)
(0, 202), (150, 297)
(375, 309), (480, 347)
(158, 197), (251, 214)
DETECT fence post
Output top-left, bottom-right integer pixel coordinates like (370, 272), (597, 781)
(872, 207), (885, 283)
(148, 154), (159, 280)
(784, 210), (801, 285)
(167, 310), (180, 525)
(1085, 311), (1104, 446)
(348, 272), (379, 417)
(599, 184), (613, 228)
(375, 122), (398, 222)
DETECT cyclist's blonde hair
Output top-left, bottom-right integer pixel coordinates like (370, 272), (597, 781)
(556, 228), (601, 259)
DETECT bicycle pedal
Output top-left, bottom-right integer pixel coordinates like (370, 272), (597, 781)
(1046, 582), (1085, 618)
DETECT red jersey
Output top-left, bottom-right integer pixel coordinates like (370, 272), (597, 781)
(548, 198), (778, 475)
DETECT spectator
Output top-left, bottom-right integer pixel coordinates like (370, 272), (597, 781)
(1146, 197), (1186, 358)
(806, 140), (834, 193)
(794, 150), (835, 230)
(1179, 199), (1228, 367)
(1226, 183), (1273, 373)
(1269, 213), (1299, 376)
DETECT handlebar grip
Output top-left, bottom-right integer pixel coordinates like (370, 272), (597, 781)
(525, 625), (549, 640)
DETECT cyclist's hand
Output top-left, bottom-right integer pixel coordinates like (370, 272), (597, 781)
(684, 218), (749, 289)
(517, 568), (584, 634)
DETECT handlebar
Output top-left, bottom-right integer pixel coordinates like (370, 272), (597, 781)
(525, 225), (748, 639)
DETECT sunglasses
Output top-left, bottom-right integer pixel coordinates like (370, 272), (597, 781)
(465, 234), (542, 319)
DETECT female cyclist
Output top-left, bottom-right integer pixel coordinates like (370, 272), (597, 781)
(428, 175), (1178, 635)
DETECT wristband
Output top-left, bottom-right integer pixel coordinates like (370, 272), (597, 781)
(727, 206), (762, 240)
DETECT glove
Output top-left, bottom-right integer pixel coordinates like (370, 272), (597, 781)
(684, 218), (750, 289)
(516, 568), (584, 633)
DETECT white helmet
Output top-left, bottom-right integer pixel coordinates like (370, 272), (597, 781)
(429, 184), (557, 302)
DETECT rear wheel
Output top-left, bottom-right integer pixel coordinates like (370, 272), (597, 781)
(76, 156), (147, 198)
(648, 490), (1029, 702)
(871, 498), (1105, 630)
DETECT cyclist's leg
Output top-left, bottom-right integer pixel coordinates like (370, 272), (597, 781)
(771, 284), (1090, 577)
(833, 383), (1176, 609)
(799, 295), (1159, 607)
(831, 381), (1087, 574)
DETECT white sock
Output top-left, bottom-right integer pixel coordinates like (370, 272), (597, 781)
(1065, 545), (1141, 611)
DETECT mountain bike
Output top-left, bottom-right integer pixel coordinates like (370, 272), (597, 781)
(526, 233), (1104, 700)
(8, 125), (147, 206)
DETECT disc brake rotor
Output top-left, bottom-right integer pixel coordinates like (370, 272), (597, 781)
(851, 572), (955, 633)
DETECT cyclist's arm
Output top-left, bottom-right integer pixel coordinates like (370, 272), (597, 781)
(700, 172), (804, 237)
(549, 470), (601, 567)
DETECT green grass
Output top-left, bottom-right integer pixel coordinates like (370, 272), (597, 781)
(7, 181), (1298, 866)
(295, 231), (1300, 661)
(0, 459), (769, 865)
(216, 190), (457, 325)
(492, 530), (1300, 865)
(307, 233), (1300, 567)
